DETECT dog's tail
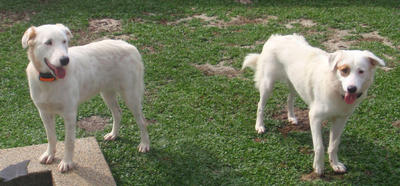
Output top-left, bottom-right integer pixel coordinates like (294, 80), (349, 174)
(242, 53), (263, 89)
(241, 53), (260, 71)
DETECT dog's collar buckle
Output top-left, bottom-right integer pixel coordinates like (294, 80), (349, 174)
(39, 72), (56, 82)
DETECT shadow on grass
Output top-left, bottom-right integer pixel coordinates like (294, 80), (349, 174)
(281, 125), (400, 184)
(145, 143), (244, 185)
(110, 136), (245, 185)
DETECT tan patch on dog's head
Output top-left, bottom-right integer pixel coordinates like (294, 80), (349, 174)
(27, 28), (36, 46)
(337, 64), (350, 77)
(22, 27), (43, 70)
(22, 26), (36, 48)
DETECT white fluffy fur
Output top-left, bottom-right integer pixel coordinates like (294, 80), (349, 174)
(242, 34), (384, 175)
(22, 24), (149, 172)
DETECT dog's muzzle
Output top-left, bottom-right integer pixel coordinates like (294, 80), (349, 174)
(43, 58), (66, 79)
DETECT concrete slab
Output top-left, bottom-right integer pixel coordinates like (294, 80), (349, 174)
(0, 137), (116, 186)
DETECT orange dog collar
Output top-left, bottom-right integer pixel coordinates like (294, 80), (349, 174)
(39, 73), (56, 82)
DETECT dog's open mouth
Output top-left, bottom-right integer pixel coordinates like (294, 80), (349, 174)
(342, 92), (362, 104)
(44, 58), (66, 79)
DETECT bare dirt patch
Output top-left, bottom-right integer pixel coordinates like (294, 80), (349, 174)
(111, 34), (136, 40)
(89, 19), (122, 33)
(226, 16), (277, 26)
(301, 172), (321, 181)
(77, 116), (109, 132)
(301, 171), (345, 182)
(140, 45), (156, 54)
(323, 29), (355, 52)
(236, 40), (266, 49)
(383, 54), (395, 61)
(192, 61), (241, 78)
(392, 120), (400, 128)
(92, 34), (137, 42)
(360, 31), (395, 49)
(253, 137), (267, 143)
(0, 11), (34, 31)
(235, 0), (253, 5)
(273, 107), (310, 137)
(168, 14), (277, 27)
(299, 146), (313, 154)
(323, 29), (397, 52)
(73, 19), (132, 45)
(380, 67), (394, 72)
(168, 14), (216, 25)
(273, 107), (331, 137)
(285, 19), (317, 29)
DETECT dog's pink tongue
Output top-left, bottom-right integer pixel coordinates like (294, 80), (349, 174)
(55, 67), (66, 79)
(344, 92), (357, 104)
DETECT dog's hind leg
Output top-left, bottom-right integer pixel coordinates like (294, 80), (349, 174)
(287, 83), (298, 125)
(121, 87), (150, 153)
(255, 79), (275, 134)
(328, 116), (347, 173)
(101, 91), (122, 141)
(39, 111), (57, 164)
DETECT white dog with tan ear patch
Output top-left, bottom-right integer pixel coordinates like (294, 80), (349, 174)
(22, 24), (150, 172)
(242, 34), (384, 176)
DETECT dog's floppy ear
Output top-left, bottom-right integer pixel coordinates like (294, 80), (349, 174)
(364, 50), (385, 67)
(56, 23), (73, 40)
(328, 50), (343, 71)
(22, 26), (36, 49)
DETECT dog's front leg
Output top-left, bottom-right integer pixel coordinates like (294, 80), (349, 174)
(328, 116), (348, 173)
(39, 111), (56, 164)
(309, 109), (325, 175)
(58, 111), (77, 172)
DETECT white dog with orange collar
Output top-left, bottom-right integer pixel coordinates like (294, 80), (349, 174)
(22, 24), (150, 172)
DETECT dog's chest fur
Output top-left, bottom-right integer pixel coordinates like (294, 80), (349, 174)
(26, 63), (75, 113)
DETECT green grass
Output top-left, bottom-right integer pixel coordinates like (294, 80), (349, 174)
(1, 0), (400, 185)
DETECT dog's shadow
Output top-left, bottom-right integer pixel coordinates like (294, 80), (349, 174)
(113, 137), (241, 185)
(271, 107), (400, 184)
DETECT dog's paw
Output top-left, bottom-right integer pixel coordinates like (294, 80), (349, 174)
(58, 160), (74, 173)
(288, 117), (298, 125)
(39, 152), (55, 164)
(314, 167), (324, 176)
(331, 162), (347, 173)
(255, 125), (266, 134)
(137, 142), (150, 153)
(104, 132), (117, 141)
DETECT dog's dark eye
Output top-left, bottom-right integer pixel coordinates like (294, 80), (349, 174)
(359, 70), (364, 74)
(45, 40), (52, 46)
(63, 40), (67, 44)
(341, 68), (349, 74)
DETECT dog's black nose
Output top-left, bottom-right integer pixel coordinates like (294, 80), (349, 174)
(347, 86), (357, 93)
(60, 56), (69, 66)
